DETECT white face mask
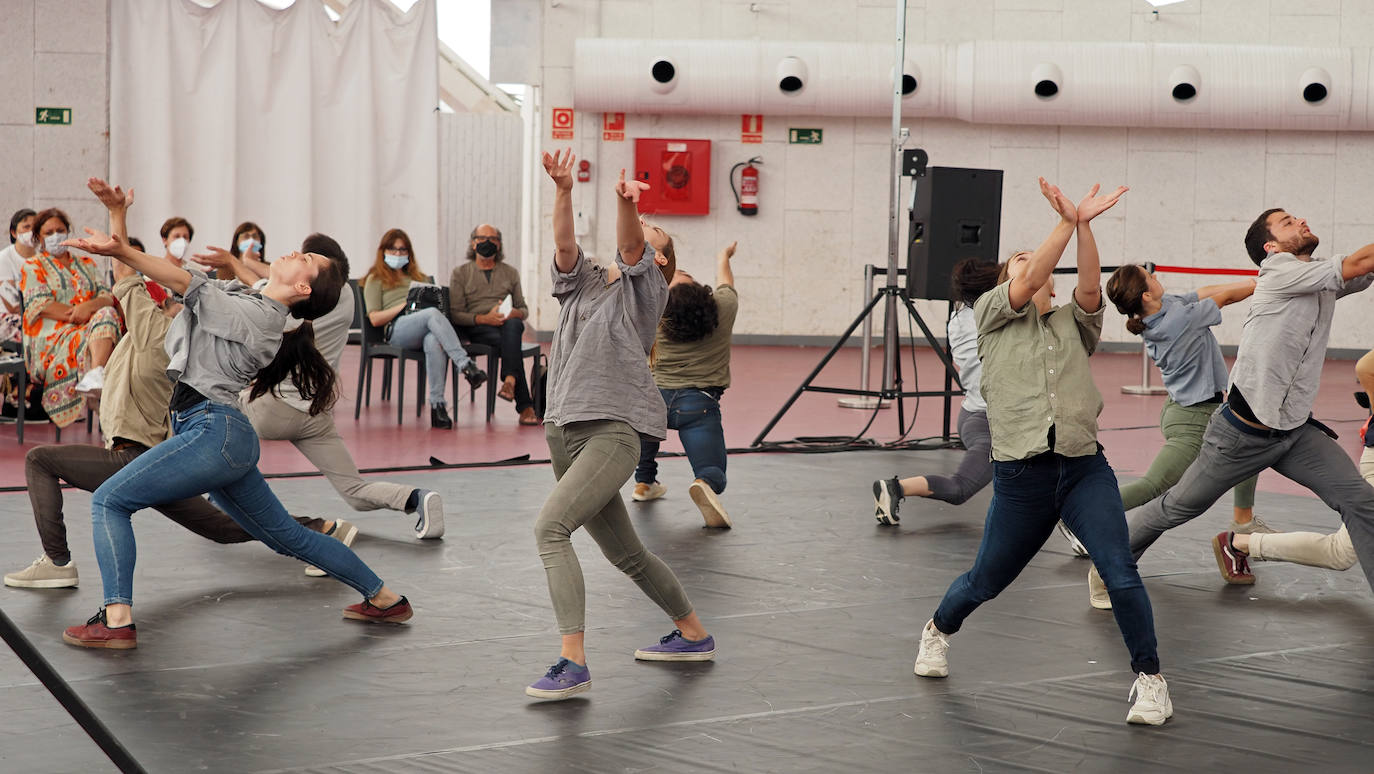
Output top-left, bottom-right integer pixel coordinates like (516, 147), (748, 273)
(16, 231), (33, 248)
(168, 237), (189, 259)
(44, 232), (69, 256)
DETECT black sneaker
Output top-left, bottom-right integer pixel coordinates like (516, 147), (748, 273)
(873, 477), (903, 525)
(431, 405), (453, 429)
(462, 362), (487, 392)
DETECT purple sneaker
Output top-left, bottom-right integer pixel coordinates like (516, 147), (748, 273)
(525, 658), (591, 700)
(634, 629), (716, 662)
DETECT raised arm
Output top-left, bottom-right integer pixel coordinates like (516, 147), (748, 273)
(1008, 178), (1077, 311)
(1197, 278), (1257, 308)
(542, 149), (579, 273)
(716, 241), (737, 287)
(64, 228), (191, 296)
(1072, 183), (1128, 313)
(87, 177), (136, 282)
(193, 246), (262, 286)
(614, 169), (649, 266)
(1341, 242), (1374, 280)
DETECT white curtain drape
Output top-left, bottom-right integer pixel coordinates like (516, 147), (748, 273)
(110, 0), (439, 279)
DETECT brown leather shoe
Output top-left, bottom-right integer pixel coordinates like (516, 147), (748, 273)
(497, 375), (516, 402)
(519, 407), (541, 426)
(63, 609), (137, 649)
(343, 596), (413, 624)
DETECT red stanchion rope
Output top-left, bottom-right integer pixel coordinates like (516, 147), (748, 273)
(1151, 264), (1257, 277)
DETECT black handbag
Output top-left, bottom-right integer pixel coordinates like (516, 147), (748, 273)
(404, 283), (449, 317)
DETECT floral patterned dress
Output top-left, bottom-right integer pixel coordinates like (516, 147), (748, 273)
(20, 252), (122, 427)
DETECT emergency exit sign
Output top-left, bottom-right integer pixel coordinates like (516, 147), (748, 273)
(36, 107), (71, 125)
(789, 128), (822, 144)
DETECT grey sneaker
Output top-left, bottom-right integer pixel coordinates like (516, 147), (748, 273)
(1232, 515), (1276, 535)
(4, 555), (78, 588)
(305, 519), (359, 577)
(873, 477), (903, 525)
(413, 490), (445, 539)
(1057, 520), (1089, 556)
(1126, 673), (1173, 725)
(689, 479), (731, 528)
(914, 619), (950, 677)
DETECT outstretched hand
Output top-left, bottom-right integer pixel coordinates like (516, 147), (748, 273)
(542, 149), (576, 191)
(1039, 177), (1077, 225)
(87, 177), (134, 211)
(1077, 183), (1128, 223)
(720, 241), (737, 260)
(615, 168), (649, 203)
(193, 246), (235, 269)
(63, 227), (124, 257)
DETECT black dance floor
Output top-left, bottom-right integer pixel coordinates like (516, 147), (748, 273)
(1, 449), (1373, 773)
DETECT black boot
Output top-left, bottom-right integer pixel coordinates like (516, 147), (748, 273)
(462, 362), (488, 392)
(431, 404), (453, 429)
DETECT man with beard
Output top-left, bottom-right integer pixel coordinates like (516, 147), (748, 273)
(1123, 209), (1374, 594)
(449, 224), (538, 425)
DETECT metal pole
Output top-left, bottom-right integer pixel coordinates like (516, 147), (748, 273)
(1120, 340), (1167, 395)
(880, 0), (907, 401)
(839, 264), (884, 409)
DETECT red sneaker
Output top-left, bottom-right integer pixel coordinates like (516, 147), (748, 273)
(342, 596), (412, 624)
(62, 609), (137, 649)
(1211, 532), (1256, 585)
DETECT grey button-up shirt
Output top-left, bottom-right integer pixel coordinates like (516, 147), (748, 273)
(165, 270), (288, 407)
(545, 245), (669, 440)
(1140, 292), (1229, 408)
(974, 281), (1105, 461)
(1229, 252), (1373, 431)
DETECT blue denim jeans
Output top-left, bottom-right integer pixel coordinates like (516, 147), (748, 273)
(932, 450), (1160, 675)
(389, 307), (472, 407)
(635, 388), (727, 494)
(89, 400), (385, 606)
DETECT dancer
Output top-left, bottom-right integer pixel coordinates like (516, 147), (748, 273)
(526, 150), (714, 701)
(1207, 348), (1374, 583)
(1124, 209), (1374, 595)
(59, 184), (411, 650)
(363, 228), (486, 429)
(1082, 265), (1262, 607)
(632, 238), (738, 528)
(913, 180), (1173, 726)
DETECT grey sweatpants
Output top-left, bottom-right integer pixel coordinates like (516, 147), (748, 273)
(1128, 407), (1374, 590)
(537, 420), (695, 634)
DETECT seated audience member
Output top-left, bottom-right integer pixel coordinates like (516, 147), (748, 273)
(159, 216), (194, 268)
(1, 209), (35, 414)
(215, 221), (269, 281)
(20, 207), (122, 420)
(632, 238), (739, 529)
(363, 227), (485, 429)
(448, 224), (538, 425)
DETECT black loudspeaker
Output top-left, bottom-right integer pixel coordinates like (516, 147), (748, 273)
(905, 167), (1003, 301)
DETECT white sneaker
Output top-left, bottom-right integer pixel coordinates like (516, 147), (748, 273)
(1057, 520), (1089, 557)
(1088, 565), (1113, 610)
(4, 555), (79, 588)
(632, 481), (667, 502)
(689, 479), (731, 528)
(913, 619), (950, 678)
(305, 519), (359, 577)
(413, 490), (445, 539)
(74, 366), (105, 394)
(1232, 515), (1276, 535)
(1126, 672), (1173, 725)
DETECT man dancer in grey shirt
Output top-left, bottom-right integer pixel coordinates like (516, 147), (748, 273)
(1125, 208), (1374, 592)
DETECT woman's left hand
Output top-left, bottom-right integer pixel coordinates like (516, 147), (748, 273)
(615, 169), (649, 203)
(1077, 183), (1129, 223)
(65, 299), (95, 324)
(63, 227), (123, 257)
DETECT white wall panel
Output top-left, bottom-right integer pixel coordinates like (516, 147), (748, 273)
(437, 112), (524, 284)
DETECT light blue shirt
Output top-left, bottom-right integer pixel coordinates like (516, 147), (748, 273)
(1140, 292), (1228, 407)
(947, 306), (984, 412)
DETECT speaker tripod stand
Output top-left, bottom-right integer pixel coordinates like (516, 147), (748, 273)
(748, 275), (966, 448)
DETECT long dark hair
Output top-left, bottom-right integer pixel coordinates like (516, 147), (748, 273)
(248, 242), (347, 415)
(1106, 264), (1151, 335)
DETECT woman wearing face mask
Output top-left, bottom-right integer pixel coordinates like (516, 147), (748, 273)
(19, 208), (123, 425)
(362, 228), (485, 429)
(217, 221), (268, 282)
(1, 208), (37, 341)
(159, 217), (194, 270)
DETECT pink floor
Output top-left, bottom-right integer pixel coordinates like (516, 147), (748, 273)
(1, 344), (1367, 499)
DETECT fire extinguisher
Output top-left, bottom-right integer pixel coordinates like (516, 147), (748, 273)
(576, 159), (592, 183)
(730, 156), (763, 216)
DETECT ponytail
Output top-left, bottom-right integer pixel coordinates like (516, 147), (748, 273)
(249, 321), (338, 415)
(1105, 264), (1150, 337)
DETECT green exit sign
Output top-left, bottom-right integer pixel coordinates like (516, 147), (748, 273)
(36, 107), (71, 125)
(788, 127), (823, 144)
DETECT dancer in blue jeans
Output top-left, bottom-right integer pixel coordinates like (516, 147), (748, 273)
(632, 240), (739, 528)
(59, 180), (412, 649)
(913, 179), (1174, 726)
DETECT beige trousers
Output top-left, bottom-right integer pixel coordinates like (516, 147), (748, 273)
(1247, 448), (1367, 571)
